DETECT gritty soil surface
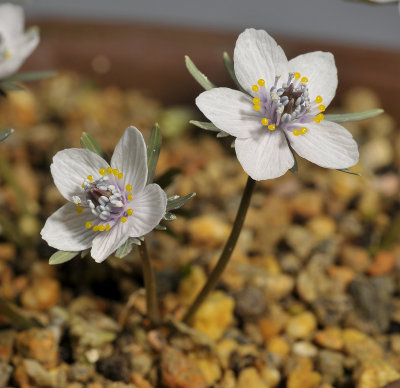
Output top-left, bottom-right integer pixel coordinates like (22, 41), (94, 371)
(0, 74), (400, 388)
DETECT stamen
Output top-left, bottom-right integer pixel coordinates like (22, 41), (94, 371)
(93, 225), (99, 231)
(98, 225), (105, 232)
(254, 105), (261, 111)
(125, 184), (132, 191)
(107, 167), (113, 174)
(127, 209), (133, 216)
(257, 79), (265, 86)
(252, 85), (259, 92)
(301, 77), (308, 83)
(293, 129), (300, 136)
(294, 72), (301, 80)
(300, 127), (307, 135)
(318, 105), (326, 112)
(85, 222), (92, 229)
(121, 217), (128, 223)
(261, 118), (269, 126)
(253, 97), (260, 104)
(87, 175), (93, 182)
(268, 124), (276, 131)
(76, 208), (83, 214)
(315, 96), (323, 103)
(112, 169), (119, 176)
(118, 173), (123, 180)
(99, 168), (106, 176)
(106, 224), (110, 231)
(127, 194), (133, 201)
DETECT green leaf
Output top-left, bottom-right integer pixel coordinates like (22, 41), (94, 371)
(155, 167), (181, 189)
(146, 123), (162, 185)
(0, 81), (24, 91)
(81, 248), (91, 258)
(49, 250), (79, 265)
(163, 212), (177, 221)
(337, 168), (361, 176)
(80, 132), (109, 162)
(154, 224), (167, 231)
(166, 192), (196, 211)
(2, 70), (56, 83)
(190, 120), (220, 132)
(325, 109), (383, 123)
(0, 128), (14, 142)
(115, 237), (139, 259)
(216, 130), (229, 138)
(289, 154), (298, 174)
(185, 55), (216, 90)
(222, 52), (247, 94)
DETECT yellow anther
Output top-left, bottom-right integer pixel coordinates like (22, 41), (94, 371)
(105, 224), (110, 231)
(318, 105), (326, 112)
(98, 225), (105, 232)
(99, 168), (106, 176)
(125, 184), (132, 191)
(85, 221), (92, 229)
(261, 118), (269, 126)
(118, 172), (123, 180)
(301, 77), (308, 83)
(293, 129), (300, 136)
(257, 79), (265, 86)
(294, 72), (301, 79)
(127, 194), (133, 201)
(300, 127), (308, 135)
(316, 113), (324, 121)
(127, 209), (133, 216)
(121, 217), (128, 223)
(252, 85), (259, 92)
(253, 105), (261, 111)
(87, 175), (93, 182)
(76, 203), (81, 207)
(112, 169), (119, 176)
(107, 167), (113, 174)
(268, 124), (276, 131)
(93, 225), (99, 231)
(253, 97), (260, 104)
(313, 118), (321, 123)
(76, 208), (83, 214)
(315, 96), (323, 104)
(81, 183), (84, 188)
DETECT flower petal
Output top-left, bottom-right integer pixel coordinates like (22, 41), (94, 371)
(41, 202), (96, 251)
(288, 51), (337, 107)
(287, 120), (359, 169)
(111, 126), (148, 193)
(234, 28), (288, 95)
(235, 130), (294, 181)
(51, 148), (109, 201)
(128, 183), (167, 237)
(0, 4), (24, 36)
(90, 222), (130, 263)
(196, 88), (263, 138)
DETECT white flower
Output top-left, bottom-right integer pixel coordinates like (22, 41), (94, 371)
(0, 3), (39, 79)
(41, 126), (168, 263)
(196, 29), (359, 181)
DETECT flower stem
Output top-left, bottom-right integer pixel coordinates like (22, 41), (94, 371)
(138, 240), (160, 325)
(183, 175), (256, 324)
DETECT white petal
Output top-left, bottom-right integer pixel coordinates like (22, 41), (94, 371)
(0, 4), (24, 36)
(287, 120), (359, 169)
(128, 183), (167, 237)
(41, 203), (96, 251)
(234, 28), (288, 95)
(235, 130), (294, 181)
(90, 222), (130, 263)
(51, 148), (109, 201)
(111, 126), (148, 193)
(196, 88), (262, 138)
(288, 52), (337, 107)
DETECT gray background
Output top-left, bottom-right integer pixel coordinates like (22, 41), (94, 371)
(20, 0), (400, 49)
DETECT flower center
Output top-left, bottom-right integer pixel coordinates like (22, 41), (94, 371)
(73, 167), (134, 232)
(251, 72), (326, 137)
(0, 34), (11, 62)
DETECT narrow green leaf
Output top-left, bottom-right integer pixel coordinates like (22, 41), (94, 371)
(190, 120), (220, 132)
(216, 130), (229, 138)
(80, 132), (109, 162)
(337, 168), (361, 176)
(325, 109), (383, 123)
(49, 250), (78, 265)
(163, 212), (177, 221)
(222, 52), (247, 94)
(3, 70), (56, 83)
(185, 55), (216, 90)
(166, 192), (196, 211)
(81, 248), (91, 258)
(0, 128), (14, 142)
(155, 224), (167, 231)
(0, 81), (24, 91)
(146, 123), (162, 185)
(155, 167), (181, 189)
(289, 154), (298, 174)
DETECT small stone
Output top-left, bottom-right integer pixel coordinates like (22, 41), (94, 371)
(260, 366), (281, 387)
(314, 327), (344, 351)
(216, 338), (238, 369)
(236, 367), (269, 388)
(178, 265), (206, 305)
(285, 312), (317, 340)
(292, 341), (318, 358)
(290, 190), (323, 218)
(254, 273), (294, 301)
(258, 318), (282, 341)
(192, 291), (234, 341)
(96, 354), (131, 383)
(68, 363), (95, 383)
(216, 370), (236, 388)
(16, 328), (59, 369)
(344, 87), (381, 112)
(0, 361), (12, 387)
(266, 336), (290, 357)
(285, 226), (316, 260)
(0, 243), (15, 261)
(287, 364), (322, 388)
(340, 245), (371, 273)
(131, 373), (152, 388)
(361, 138), (393, 171)
(342, 329), (384, 361)
(355, 360), (400, 388)
(306, 216), (336, 241)
(188, 216), (230, 248)
(234, 286), (268, 320)
(194, 356), (221, 386)
(327, 266), (355, 289)
(368, 251), (396, 277)
(21, 277), (60, 311)
(161, 346), (207, 388)
(0, 329), (16, 363)
(317, 350), (344, 384)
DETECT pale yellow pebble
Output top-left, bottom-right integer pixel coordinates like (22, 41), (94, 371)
(236, 367), (269, 388)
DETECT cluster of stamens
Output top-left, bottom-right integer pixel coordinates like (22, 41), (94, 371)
(73, 167), (134, 232)
(251, 72), (326, 137)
